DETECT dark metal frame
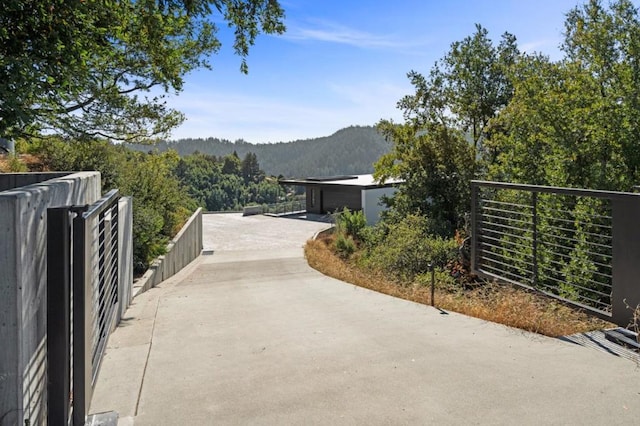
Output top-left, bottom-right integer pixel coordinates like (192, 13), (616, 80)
(471, 180), (640, 327)
(47, 208), (72, 425)
(47, 189), (120, 426)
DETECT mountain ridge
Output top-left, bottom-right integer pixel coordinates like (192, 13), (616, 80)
(127, 125), (389, 178)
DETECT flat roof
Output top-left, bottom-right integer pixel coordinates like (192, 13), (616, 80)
(279, 174), (403, 189)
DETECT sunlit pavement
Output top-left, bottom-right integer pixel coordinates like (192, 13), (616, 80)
(90, 213), (640, 425)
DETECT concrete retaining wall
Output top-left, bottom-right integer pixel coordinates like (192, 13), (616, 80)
(133, 208), (203, 297)
(0, 172), (101, 426)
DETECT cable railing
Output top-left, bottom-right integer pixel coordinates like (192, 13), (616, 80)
(261, 199), (306, 215)
(471, 181), (640, 326)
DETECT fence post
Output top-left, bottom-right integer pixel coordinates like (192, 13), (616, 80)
(47, 207), (72, 425)
(470, 182), (478, 272)
(611, 196), (640, 327)
(532, 192), (538, 287)
(72, 205), (90, 426)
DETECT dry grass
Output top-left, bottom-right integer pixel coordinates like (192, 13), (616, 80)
(0, 154), (47, 172)
(631, 304), (640, 343)
(305, 236), (613, 337)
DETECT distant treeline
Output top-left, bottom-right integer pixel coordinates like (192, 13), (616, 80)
(127, 125), (390, 178)
(174, 151), (284, 212)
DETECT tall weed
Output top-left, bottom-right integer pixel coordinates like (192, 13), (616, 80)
(334, 233), (356, 259)
(334, 208), (367, 240)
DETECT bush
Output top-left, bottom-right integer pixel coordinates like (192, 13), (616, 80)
(334, 233), (356, 259)
(117, 150), (197, 272)
(415, 269), (459, 291)
(359, 222), (387, 251)
(364, 214), (458, 280)
(425, 236), (460, 269)
(334, 208), (367, 240)
(3, 155), (28, 172)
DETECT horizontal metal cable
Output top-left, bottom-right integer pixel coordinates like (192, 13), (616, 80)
(480, 234), (533, 250)
(480, 212), (534, 227)
(479, 241), (534, 259)
(479, 263), (533, 284)
(479, 218), (534, 236)
(541, 256), (611, 279)
(481, 204), (533, 217)
(479, 254), (532, 274)
(537, 267), (612, 297)
(480, 252), (534, 271)
(540, 222), (612, 243)
(538, 208), (612, 223)
(535, 230), (612, 251)
(536, 237), (613, 261)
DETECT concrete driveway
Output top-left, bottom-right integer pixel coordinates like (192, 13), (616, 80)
(90, 213), (640, 425)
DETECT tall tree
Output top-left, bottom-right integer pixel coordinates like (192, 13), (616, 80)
(443, 25), (519, 153)
(241, 151), (262, 183)
(0, 0), (285, 141)
(488, 0), (640, 191)
(375, 25), (518, 233)
(397, 25), (519, 157)
(222, 151), (242, 175)
(374, 121), (475, 235)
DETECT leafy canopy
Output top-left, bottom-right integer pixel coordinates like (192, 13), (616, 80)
(375, 25), (516, 234)
(0, 0), (285, 141)
(378, 0), (640, 236)
(488, 0), (640, 191)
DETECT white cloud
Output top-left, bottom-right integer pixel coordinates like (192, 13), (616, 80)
(283, 20), (430, 51)
(520, 38), (563, 59)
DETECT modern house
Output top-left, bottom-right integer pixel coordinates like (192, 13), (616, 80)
(279, 174), (402, 224)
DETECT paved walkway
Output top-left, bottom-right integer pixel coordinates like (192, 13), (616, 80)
(90, 213), (639, 425)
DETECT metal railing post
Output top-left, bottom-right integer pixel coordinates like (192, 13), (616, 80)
(470, 182), (478, 272)
(47, 207), (72, 425)
(611, 196), (640, 326)
(532, 192), (538, 287)
(72, 205), (90, 426)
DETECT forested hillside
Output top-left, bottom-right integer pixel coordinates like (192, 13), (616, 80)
(127, 125), (389, 178)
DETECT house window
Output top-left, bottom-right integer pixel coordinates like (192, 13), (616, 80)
(310, 188), (315, 207)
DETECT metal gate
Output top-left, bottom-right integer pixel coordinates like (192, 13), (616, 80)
(47, 189), (120, 425)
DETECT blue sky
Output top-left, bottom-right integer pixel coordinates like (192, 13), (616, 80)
(166, 0), (598, 143)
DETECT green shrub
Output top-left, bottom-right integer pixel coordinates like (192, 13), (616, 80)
(364, 214), (458, 280)
(334, 208), (367, 240)
(359, 222), (387, 251)
(334, 233), (356, 259)
(27, 137), (197, 273)
(117, 150), (197, 272)
(425, 235), (459, 268)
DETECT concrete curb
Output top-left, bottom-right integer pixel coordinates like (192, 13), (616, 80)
(312, 226), (335, 241)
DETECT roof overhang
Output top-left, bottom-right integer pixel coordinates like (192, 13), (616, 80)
(279, 174), (403, 190)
